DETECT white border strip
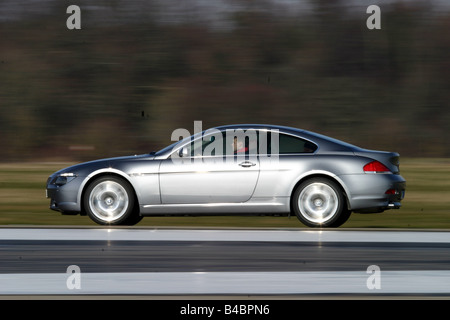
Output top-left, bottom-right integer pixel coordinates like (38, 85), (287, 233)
(1, 271), (450, 295)
(1, 228), (450, 243)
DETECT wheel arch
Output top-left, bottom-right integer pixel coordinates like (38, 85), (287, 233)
(78, 169), (140, 216)
(289, 172), (352, 213)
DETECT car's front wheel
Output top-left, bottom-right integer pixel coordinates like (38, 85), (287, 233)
(84, 176), (141, 225)
(292, 178), (350, 228)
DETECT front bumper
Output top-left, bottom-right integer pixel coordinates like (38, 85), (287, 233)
(46, 176), (83, 214)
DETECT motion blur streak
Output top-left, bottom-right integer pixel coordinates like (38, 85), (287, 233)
(2, 228), (450, 243)
(2, 271), (450, 295)
(2, 228), (450, 296)
(0, 0), (449, 162)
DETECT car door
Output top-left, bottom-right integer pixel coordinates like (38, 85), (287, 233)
(159, 130), (260, 204)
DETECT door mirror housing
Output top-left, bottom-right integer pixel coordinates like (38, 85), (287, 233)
(178, 147), (189, 158)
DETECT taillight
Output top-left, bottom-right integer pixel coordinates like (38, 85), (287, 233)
(363, 161), (391, 173)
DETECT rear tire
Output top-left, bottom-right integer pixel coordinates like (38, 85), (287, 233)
(292, 178), (351, 228)
(84, 176), (141, 226)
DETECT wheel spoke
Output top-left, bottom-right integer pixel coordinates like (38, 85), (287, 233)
(298, 182), (339, 224)
(88, 180), (129, 222)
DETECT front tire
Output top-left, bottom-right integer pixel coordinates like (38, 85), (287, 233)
(292, 178), (350, 228)
(84, 176), (141, 225)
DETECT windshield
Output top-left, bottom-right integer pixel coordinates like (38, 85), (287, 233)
(154, 140), (181, 156)
(154, 132), (199, 156)
(155, 128), (218, 156)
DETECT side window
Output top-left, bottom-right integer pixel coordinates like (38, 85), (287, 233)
(278, 134), (317, 154)
(185, 134), (222, 157)
(224, 129), (259, 156)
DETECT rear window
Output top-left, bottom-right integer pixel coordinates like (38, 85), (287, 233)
(278, 134), (317, 154)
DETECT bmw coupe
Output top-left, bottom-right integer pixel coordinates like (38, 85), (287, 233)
(46, 124), (406, 227)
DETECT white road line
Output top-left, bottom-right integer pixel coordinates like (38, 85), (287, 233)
(1, 271), (450, 295)
(1, 228), (450, 243)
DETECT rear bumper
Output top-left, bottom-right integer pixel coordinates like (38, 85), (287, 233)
(339, 173), (406, 213)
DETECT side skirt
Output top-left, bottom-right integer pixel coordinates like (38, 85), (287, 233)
(139, 198), (290, 216)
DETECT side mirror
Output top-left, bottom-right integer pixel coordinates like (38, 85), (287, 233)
(178, 147), (189, 158)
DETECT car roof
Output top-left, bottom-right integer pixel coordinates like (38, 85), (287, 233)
(215, 124), (361, 152)
(156, 124), (360, 156)
(215, 123), (303, 133)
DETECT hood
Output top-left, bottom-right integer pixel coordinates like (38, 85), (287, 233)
(52, 154), (152, 177)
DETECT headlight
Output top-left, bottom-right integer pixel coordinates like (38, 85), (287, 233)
(54, 173), (77, 186)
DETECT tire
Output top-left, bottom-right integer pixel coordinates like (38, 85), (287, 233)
(84, 176), (141, 226)
(292, 178), (351, 228)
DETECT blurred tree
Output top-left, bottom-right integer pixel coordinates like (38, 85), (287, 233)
(0, 0), (448, 161)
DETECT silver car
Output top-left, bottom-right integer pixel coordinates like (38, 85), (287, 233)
(46, 124), (406, 227)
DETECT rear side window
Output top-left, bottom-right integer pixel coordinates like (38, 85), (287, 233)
(278, 134), (317, 154)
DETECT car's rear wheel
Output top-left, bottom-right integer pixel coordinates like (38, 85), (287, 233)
(292, 178), (350, 228)
(84, 176), (141, 225)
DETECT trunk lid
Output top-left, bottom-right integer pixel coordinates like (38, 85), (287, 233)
(354, 150), (400, 174)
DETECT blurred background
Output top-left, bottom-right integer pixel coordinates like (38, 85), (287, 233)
(1, 0), (449, 162)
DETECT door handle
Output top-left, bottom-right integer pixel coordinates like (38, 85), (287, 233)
(239, 161), (256, 168)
